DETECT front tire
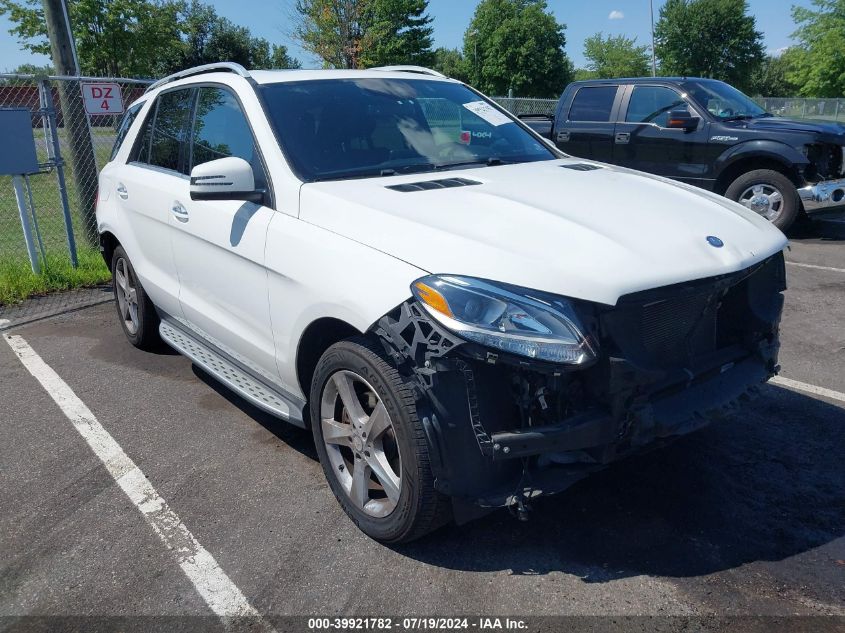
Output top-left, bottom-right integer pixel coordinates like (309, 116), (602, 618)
(111, 246), (160, 350)
(725, 169), (800, 231)
(310, 338), (450, 543)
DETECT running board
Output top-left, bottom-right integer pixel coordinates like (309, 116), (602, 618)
(159, 320), (305, 427)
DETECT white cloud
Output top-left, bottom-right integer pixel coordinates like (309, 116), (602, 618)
(608, 10), (624, 20)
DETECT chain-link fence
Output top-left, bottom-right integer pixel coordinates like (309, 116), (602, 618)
(492, 97), (558, 117)
(492, 96), (845, 123)
(756, 97), (845, 123)
(0, 74), (151, 310)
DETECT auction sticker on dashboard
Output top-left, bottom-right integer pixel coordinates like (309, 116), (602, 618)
(463, 100), (512, 126)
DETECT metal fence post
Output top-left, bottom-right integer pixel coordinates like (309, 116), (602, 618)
(12, 175), (41, 274)
(39, 78), (78, 267)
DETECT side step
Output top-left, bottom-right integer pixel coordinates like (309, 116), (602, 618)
(159, 320), (305, 427)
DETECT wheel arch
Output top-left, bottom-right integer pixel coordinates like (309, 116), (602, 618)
(99, 231), (120, 271)
(713, 143), (807, 195)
(295, 317), (364, 405)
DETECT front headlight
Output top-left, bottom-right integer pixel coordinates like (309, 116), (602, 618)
(411, 275), (596, 365)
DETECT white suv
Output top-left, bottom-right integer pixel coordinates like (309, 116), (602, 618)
(98, 62), (788, 542)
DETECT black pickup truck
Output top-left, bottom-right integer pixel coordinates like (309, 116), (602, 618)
(523, 77), (845, 230)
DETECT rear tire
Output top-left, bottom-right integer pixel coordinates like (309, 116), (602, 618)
(725, 169), (800, 231)
(310, 337), (450, 543)
(111, 246), (160, 350)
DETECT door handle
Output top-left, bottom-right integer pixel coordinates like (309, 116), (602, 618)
(117, 183), (128, 199)
(171, 201), (189, 222)
(615, 132), (631, 144)
(556, 130), (570, 143)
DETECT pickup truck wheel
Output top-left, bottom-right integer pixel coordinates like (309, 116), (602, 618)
(111, 246), (160, 350)
(310, 338), (450, 543)
(725, 169), (799, 231)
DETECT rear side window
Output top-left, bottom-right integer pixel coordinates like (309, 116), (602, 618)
(568, 86), (618, 122)
(149, 89), (194, 172)
(190, 87), (267, 189)
(626, 86), (688, 127)
(110, 102), (143, 161)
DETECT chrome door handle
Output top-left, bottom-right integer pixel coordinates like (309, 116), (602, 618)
(615, 132), (631, 144)
(117, 183), (128, 199)
(171, 201), (189, 222)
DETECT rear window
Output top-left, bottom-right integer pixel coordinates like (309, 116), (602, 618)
(568, 86), (618, 122)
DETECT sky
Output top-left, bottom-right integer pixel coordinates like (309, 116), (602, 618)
(0, 0), (815, 74)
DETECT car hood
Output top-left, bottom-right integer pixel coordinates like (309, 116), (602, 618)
(299, 159), (787, 306)
(734, 116), (845, 140)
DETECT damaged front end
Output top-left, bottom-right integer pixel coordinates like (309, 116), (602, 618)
(372, 252), (786, 522)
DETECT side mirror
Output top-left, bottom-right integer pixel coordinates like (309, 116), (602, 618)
(190, 156), (264, 203)
(666, 109), (700, 131)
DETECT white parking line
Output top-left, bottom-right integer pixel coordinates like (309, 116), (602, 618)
(770, 375), (845, 405)
(0, 319), (9, 330)
(4, 333), (276, 633)
(786, 261), (845, 274)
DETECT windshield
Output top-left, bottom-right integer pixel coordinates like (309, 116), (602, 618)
(258, 78), (556, 181)
(681, 80), (768, 120)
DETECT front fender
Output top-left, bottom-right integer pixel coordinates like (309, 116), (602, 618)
(715, 139), (809, 178)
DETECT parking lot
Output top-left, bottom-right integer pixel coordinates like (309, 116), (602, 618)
(1, 221), (844, 632)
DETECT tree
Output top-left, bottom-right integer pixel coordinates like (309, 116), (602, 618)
(0, 0), (181, 77)
(463, 0), (572, 97)
(654, 0), (764, 91)
(583, 32), (650, 79)
(292, 0), (433, 69)
(432, 47), (469, 81)
(359, 0), (434, 67)
(293, 0), (369, 68)
(788, 0), (845, 97)
(169, 1), (300, 71)
(0, 0), (300, 76)
(748, 51), (800, 96)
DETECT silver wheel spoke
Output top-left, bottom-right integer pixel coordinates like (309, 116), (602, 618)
(366, 448), (400, 503)
(349, 457), (370, 508)
(363, 402), (390, 441)
(752, 185), (764, 195)
(322, 418), (353, 445)
(768, 190), (782, 206)
(333, 372), (367, 425)
(115, 267), (127, 293)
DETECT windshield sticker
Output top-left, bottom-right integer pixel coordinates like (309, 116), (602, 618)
(459, 130), (471, 144)
(463, 101), (513, 126)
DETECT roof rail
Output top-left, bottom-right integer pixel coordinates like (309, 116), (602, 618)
(145, 62), (251, 93)
(370, 65), (446, 78)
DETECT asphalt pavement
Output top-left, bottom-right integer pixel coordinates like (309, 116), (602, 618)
(1, 220), (843, 632)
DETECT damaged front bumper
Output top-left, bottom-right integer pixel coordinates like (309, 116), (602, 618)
(799, 177), (845, 216)
(373, 252), (786, 518)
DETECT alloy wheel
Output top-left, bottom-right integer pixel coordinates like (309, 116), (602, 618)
(114, 257), (139, 335)
(320, 370), (402, 518)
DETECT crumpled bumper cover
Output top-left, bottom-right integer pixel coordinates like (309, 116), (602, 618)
(372, 252), (785, 513)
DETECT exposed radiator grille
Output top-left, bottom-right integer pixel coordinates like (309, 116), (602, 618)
(639, 292), (716, 364)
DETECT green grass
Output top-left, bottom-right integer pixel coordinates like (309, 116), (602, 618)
(0, 246), (110, 306)
(0, 127), (117, 305)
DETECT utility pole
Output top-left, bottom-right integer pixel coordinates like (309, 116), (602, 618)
(42, 0), (99, 246)
(650, 0), (657, 77)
